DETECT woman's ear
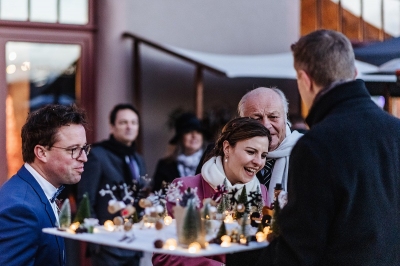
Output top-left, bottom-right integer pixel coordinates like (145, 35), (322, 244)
(222, 140), (230, 157)
(34, 145), (48, 163)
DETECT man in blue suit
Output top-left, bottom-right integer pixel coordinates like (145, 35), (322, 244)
(0, 104), (89, 266)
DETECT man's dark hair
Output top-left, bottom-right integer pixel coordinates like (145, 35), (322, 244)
(21, 104), (88, 163)
(204, 117), (271, 162)
(291, 29), (356, 88)
(109, 104), (139, 125)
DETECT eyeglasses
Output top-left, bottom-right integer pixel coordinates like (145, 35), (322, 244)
(51, 144), (91, 159)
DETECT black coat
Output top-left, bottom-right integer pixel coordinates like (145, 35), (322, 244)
(77, 137), (146, 259)
(152, 158), (180, 192)
(257, 80), (400, 266)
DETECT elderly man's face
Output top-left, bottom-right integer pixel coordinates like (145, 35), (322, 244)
(241, 90), (286, 151)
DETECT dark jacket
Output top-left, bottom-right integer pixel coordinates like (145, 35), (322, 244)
(77, 136), (146, 259)
(152, 158), (180, 192)
(258, 80), (400, 266)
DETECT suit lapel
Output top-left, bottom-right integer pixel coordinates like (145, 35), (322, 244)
(17, 166), (65, 265)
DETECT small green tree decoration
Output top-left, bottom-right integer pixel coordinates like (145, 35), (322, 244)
(74, 192), (91, 223)
(202, 203), (213, 235)
(216, 221), (227, 239)
(235, 186), (248, 219)
(240, 212), (249, 237)
(257, 222), (264, 233)
(270, 200), (281, 236)
(256, 185), (264, 214)
(217, 178), (230, 214)
(59, 198), (71, 228)
(130, 211), (139, 223)
(180, 198), (201, 246)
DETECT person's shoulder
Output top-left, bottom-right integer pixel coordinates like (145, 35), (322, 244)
(0, 177), (39, 211)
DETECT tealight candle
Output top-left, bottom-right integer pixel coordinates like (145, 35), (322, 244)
(188, 242), (201, 253)
(224, 215), (233, 223)
(165, 238), (177, 250)
(239, 235), (247, 245)
(256, 232), (266, 242)
(164, 216), (172, 226)
(220, 235), (231, 247)
(263, 226), (270, 235)
(104, 220), (114, 231)
(144, 222), (152, 228)
(70, 222), (80, 231)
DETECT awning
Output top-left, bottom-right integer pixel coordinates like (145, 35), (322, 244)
(162, 45), (396, 82)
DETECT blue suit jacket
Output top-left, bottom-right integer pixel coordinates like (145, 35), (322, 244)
(0, 166), (66, 266)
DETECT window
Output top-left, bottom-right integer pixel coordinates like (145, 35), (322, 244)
(0, 0), (89, 25)
(5, 42), (81, 177)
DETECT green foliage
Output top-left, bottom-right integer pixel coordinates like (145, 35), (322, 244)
(271, 200), (281, 236)
(59, 198), (71, 228)
(257, 222), (264, 233)
(235, 186), (249, 219)
(130, 211), (139, 223)
(73, 192), (91, 223)
(181, 198), (201, 245)
(216, 221), (227, 239)
(256, 185), (264, 214)
(203, 203), (210, 219)
(240, 212), (249, 237)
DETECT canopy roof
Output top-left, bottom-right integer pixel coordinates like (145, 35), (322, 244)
(354, 37), (400, 67)
(164, 46), (395, 82)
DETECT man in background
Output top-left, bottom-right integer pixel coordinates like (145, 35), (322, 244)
(257, 29), (400, 265)
(0, 104), (88, 266)
(78, 103), (146, 266)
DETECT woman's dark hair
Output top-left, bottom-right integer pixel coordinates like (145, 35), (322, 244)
(204, 117), (271, 162)
(109, 104), (139, 125)
(21, 104), (88, 163)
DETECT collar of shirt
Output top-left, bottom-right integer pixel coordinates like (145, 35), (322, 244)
(24, 163), (60, 225)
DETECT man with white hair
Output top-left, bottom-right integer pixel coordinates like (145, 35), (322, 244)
(238, 87), (303, 204)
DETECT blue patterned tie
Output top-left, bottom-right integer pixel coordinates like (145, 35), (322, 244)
(262, 159), (276, 188)
(50, 185), (65, 203)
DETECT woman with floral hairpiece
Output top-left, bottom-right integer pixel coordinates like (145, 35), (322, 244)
(153, 117), (271, 266)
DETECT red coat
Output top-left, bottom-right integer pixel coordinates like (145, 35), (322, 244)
(152, 174), (269, 266)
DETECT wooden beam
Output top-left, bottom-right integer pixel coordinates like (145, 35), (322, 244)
(195, 66), (203, 119)
(379, 0), (385, 41)
(316, 0), (322, 30)
(133, 40), (143, 153)
(123, 32), (226, 77)
(337, 0), (343, 33)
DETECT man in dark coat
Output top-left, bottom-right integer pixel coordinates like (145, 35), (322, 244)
(254, 30), (400, 266)
(78, 104), (146, 266)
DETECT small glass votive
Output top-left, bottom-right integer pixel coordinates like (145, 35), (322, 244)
(256, 232), (266, 242)
(188, 242), (201, 253)
(220, 235), (231, 247)
(165, 238), (177, 250)
(164, 216), (172, 226)
(70, 222), (80, 231)
(104, 220), (114, 231)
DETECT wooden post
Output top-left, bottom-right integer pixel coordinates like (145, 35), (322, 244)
(383, 83), (391, 113)
(337, 0), (343, 33)
(359, 0), (365, 41)
(379, 0), (385, 41)
(195, 66), (203, 119)
(316, 0), (322, 30)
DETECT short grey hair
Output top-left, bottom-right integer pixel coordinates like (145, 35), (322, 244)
(238, 87), (290, 124)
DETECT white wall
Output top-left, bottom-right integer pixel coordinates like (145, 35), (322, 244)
(95, 0), (300, 178)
